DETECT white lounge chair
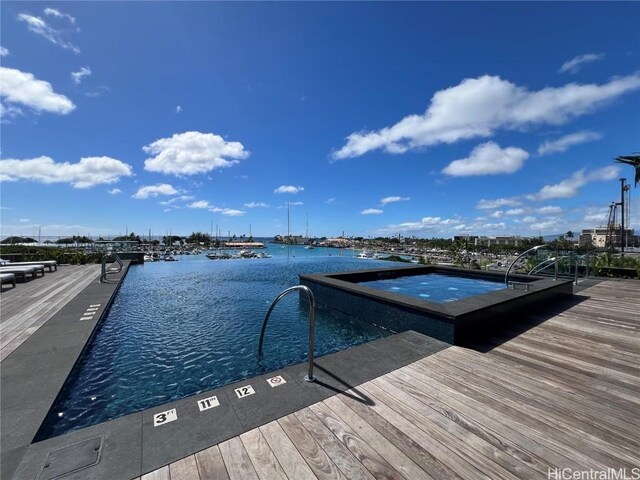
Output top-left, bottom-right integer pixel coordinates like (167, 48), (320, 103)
(0, 273), (16, 288)
(1, 260), (58, 272)
(0, 265), (45, 282)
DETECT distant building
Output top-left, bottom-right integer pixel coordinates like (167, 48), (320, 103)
(320, 238), (351, 248)
(473, 236), (526, 247)
(453, 235), (479, 244)
(579, 227), (638, 249)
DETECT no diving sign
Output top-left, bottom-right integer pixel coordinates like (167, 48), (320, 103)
(267, 375), (286, 387)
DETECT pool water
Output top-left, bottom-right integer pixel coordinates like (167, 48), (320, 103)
(37, 247), (398, 439)
(359, 273), (506, 302)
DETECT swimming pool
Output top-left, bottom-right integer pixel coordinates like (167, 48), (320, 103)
(301, 265), (574, 344)
(37, 249), (397, 439)
(359, 273), (506, 302)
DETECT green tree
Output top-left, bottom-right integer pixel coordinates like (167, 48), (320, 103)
(186, 232), (211, 244)
(1, 236), (37, 244)
(615, 154), (640, 186)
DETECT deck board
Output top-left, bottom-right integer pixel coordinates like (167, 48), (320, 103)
(142, 279), (639, 480)
(0, 265), (101, 361)
(194, 445), (229, 480)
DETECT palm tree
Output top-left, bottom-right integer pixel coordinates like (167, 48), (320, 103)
(615, 154), (640, 186)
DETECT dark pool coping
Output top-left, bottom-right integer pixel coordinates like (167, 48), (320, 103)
(301, 265), (575, 345)
(4, 265), (449, 479)
(0, 263), (131, 480)
(301, 265), (572, 320)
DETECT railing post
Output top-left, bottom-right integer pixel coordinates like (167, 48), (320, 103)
(554, 248), (558, 281)
(585, 253), (589, 279)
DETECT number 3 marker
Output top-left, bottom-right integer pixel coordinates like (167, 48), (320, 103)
(153, 408), (177, 426)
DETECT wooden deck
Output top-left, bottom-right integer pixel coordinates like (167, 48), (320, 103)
(140, 279), (639, 480)
(0, 264), (101, 361)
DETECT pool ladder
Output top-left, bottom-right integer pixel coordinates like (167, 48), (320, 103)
(100, 252), (124, 283)
(504, 244), (547, 289)
(258, 285), (317, 382)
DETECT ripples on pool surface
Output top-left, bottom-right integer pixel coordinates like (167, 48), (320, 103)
(360, 273), (506, 302)
(38, 249), (397, 439)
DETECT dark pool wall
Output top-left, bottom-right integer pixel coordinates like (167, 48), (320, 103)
(300, 265), (574, 345)
(303, 279), (457, 342)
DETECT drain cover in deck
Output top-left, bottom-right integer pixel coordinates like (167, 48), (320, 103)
(38, 436), (103, 480)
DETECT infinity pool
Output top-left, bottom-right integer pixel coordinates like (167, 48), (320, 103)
(37, 249), (397, 439)
(359, 273), (506, 302)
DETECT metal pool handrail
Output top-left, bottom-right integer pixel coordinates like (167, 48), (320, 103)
(258, 285), (317, 382)
(100, 252), (123, 283)
(505, 244), (548, 287)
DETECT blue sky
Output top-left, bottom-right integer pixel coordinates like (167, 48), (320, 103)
(1, 2), (639, 239)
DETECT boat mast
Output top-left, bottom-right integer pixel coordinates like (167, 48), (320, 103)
(287, 202), (290, 240)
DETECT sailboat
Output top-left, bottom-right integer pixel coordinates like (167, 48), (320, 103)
(304, 210), (315, 249)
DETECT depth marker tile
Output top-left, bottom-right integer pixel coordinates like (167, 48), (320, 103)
(197, 395), (220, 411)
(234, 385), (255, 398)
(153, 408), (177, 426)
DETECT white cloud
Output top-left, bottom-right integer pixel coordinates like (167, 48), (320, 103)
(274, 185), (304, 194)
(19, 218), (30, 222)
(0, 156), (132, 188)
(380, 216), (461, 234)
(0, 67), (75, 116)
(86, 86), (110, 98)
(325, 197), (336, 204)
(505, 208), (525, 216)
(133, 184), (178, 199)
(17, 12), (80, 54)
(289, 201), (304, 206)
(107, 188), (122, 195)
(529, 218), (562, 232)
(159, 195), (194, 206)
(490, 211), (505, 218)
(559, 53), (605, 74)
(380, 196), (410, 205)
(443, 142), (529, 176)
(481, 222), (506, 230)
(522, 216), (537, 223)
(143, 131), (249, 176)
(214, 208), (245, 216)
(537, 131), (603, 155)
(537, 205), (562, 214)
(0, 46), (9, 57)
(71, 66), (91, 84)
(361, 208), (384, 215)
(188, 200), (210, 209)
(476, 198), (522, 209)
(187, 200), (245, 216)
(43, 7), (76, 24)
(530, 166), (620, 200)
(176, 105), (182, 114)
(587, 166), (620, 182)
(582, 208), (609, 226)
(244, 202), (268, 208)
(478, 167), (619, 209)
(332, 73), (640, 159)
